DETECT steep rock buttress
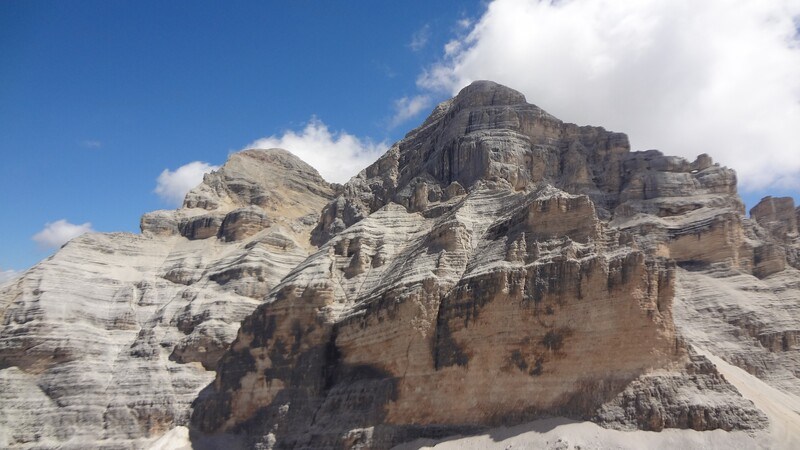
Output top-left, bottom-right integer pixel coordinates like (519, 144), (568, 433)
(191, 82), (776, 448)
(3, 81), (798, 449)
(0, 149), (334, 448)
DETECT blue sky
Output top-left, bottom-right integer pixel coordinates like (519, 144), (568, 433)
(0, 1), (482, 271)
(2, 0), (799, 274)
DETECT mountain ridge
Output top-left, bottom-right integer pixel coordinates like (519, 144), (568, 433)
(1, 80), (799, 449)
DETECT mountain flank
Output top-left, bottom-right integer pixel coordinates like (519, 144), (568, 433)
(2, 81), (799, 449)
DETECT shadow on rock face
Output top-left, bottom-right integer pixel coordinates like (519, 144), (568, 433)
(189, 329), (404, 449)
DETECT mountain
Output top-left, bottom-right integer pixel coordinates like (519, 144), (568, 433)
(1, 149), (334, 448)
(2, 81), (799, 449)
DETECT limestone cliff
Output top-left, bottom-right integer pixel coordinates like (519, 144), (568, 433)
(0, 149), (334, 448)
(2, 81), (799, 449)
(191, 82), (786, 448)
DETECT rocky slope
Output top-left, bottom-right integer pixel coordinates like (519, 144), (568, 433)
(190, 82), (792, 448)
(1, 81), (799, 449)
(0, 149), (334, 448)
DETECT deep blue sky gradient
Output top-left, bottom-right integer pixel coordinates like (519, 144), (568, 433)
(0, 1), (481, 269)
(0, 1), (794, 271)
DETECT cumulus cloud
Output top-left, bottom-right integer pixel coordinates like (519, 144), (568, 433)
(390, 95), (432, 128)
(410, 24), (432, 51)
(32, 219), (94, 249)
(155, 161), (219, 206)
(246, 118), (388, 184)
(419, 0), (800, 191)
(0, 269), (20, 284)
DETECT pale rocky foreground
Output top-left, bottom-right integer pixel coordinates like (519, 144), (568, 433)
(2, 81), (799, 449)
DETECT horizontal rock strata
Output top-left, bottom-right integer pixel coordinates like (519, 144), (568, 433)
(3, 81), (795, 449)
(192, 82), (776, 449)
(0, 149), (333, 449)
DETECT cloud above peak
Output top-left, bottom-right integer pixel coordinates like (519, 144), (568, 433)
(246, 118), (388, 184)
(32, 219), (94, 249)
(419, 0), (800, 191)
(390, 95), (432, 128)
(155, 161), (219, 206)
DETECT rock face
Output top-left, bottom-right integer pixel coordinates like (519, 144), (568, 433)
(0, 149), (334, 448)
(750, 196), (798, 240)
(190, 82), (778, 448)
(595, 352), (768, 432)
(194, 186), (685, 447)
(750, 196), (800, 273)
(2, 81), (797, 449)
(671, 194), (800, 399)
(313, 82), (740, 245)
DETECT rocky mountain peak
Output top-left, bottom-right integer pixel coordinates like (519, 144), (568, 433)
(183, 147), (333, 212)
(0, 149), (339, 448)
(191, 83), (796, 448)
(449, 79), (529, 108)
(141, 148), (334, 241)
(3, 81), (800, 449)
(225, 148), (328, 185)
(314, 81), (740, 245)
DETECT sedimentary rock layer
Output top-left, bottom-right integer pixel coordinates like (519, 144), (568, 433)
(193, 82), (776, 449)
(3, 81), (796, 449)
(0, 149), (333, 449)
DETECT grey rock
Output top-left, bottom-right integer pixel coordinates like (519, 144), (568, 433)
(4, 81), (799, 449)
(0, 149), (333, 449)
(219, 206), (271, 242)
(750, 196), (798, 240)
(313, 82), (741, 244)
(179, 213), (225, 240)
(192, 82), (794, 449)
(595, 353), (768, 432)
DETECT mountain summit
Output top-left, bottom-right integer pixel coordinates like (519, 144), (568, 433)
(2, 81), (799, 449)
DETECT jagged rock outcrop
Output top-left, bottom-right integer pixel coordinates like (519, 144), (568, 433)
(313, 82), (741, 245)
(750, 196), (798, 241)
(2, 81), (798, 449)
(191, 82), (782, 448)
(193, 185), (684, 447)
(0, 149), (334, 448)
(749, 196), (800, 273)
(595, 352), (767, 432)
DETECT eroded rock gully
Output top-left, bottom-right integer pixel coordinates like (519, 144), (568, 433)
(2, 81), (798, 449)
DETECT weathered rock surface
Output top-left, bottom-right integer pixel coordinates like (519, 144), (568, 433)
(595, 352), (767, 432)
(0, 149), (333, 448)
(194, 186), (683, 447)
(191, 82), (781, 448)
(750, 196), (798, 241)
(313, 82), (741, 246)
(673, 266), (800, 395)
(2, 81), (797, 449)
(750, 196), (800, 272)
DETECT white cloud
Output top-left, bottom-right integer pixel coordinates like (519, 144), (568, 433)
(410, 24), (432, 52)
(81, 140), (102, 149)
(0, 269), (20, 285)
(155, 161), (219, 206)
(246, 118), (388, 184)
(390, 95), (432, 128)
(419, 0), (800, 192)
(32, 219), (94, 249)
